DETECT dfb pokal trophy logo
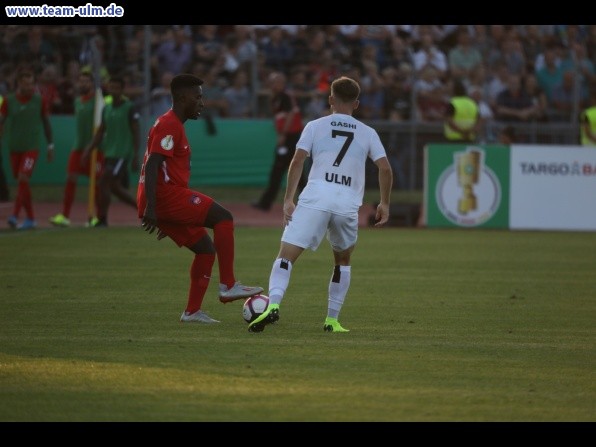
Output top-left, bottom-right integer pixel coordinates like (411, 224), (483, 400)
(456, 149), (480, 214)
(435, 147), (501, 227)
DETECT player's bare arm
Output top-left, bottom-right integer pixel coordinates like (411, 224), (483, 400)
(374, 156), (393, 227)
(82, 120), (105, 164)
(282, 148), (307, 225)
(42, 114), (54, 162)
(141, 152), (166, 234)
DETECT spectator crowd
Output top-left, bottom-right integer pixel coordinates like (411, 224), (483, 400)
(1, 24), (594, 128)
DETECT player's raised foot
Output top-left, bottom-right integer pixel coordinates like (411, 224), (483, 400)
(248, 304), (279, 333)
(323, 317), (349, 333)
(219, 282), (264, 303)
(17, 218), (36, 231)
(7, 215), (18, 229)
(180, 310), (220, 324)
(49, 213), (71, 227)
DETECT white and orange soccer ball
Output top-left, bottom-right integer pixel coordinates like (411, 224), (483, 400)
(242, 294), (269, 324)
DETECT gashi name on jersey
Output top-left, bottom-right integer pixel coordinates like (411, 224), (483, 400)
(326, 121), (356, 186)
(330, 121), (356, 129)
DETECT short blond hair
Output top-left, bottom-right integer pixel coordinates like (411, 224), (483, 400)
(331, 76), (360, 103)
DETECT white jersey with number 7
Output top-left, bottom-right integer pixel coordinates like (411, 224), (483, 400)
(296, 113), (388, 216)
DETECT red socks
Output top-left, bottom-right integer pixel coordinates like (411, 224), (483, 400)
(14, 181), (33, 219)
(62, 181), (100, 219)
(185, 253), (215, 314)
(213, 220), (236, 289)
(62, 180), (76, 217)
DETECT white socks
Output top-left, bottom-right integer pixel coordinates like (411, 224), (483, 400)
(328, 265), (351, 319)
(268, 259), (351, 318)
(268, 257), (293, 305)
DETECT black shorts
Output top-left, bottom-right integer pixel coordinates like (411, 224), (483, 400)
(103, 157), (129, 178)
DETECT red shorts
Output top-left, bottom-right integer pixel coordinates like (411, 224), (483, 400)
(138, 185), (214, 248)
(10, 150), (39, 179)
(67, 149), (104, 177)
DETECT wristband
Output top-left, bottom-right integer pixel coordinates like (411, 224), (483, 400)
(47, 143), (55, 151)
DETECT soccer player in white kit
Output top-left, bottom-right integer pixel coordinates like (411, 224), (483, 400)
(249, 76), (393, 333)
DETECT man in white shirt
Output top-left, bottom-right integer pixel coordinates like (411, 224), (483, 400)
(413, 29), (448, 78)
(248, 76), (393, 333)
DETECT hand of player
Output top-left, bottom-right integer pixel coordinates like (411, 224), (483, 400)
(81, 147), (90, 165)
(374, 203), (390, 227)
(141, 207), (158, 234)
(282, 201), (295, 226)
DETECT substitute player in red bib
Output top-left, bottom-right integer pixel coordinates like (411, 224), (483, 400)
(0, 70), (54, 230)
(138, 73), (262, 323)
(50, 71), (104, 227)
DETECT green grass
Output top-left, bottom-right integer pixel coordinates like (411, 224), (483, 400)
(0, 226), (595, 421)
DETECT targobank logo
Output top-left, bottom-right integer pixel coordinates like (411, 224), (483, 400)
(435, 147), (501, 227)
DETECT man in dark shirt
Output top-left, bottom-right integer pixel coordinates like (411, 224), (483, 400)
(252, 72), (306, 211)
(495, 74), (538, 122)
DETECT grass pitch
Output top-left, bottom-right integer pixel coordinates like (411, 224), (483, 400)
(0, 226), (595, 421)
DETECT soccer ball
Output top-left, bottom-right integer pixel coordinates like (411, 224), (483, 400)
(242, 294), (269, 324)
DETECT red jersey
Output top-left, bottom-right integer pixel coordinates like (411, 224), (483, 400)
(139, 109), (191, 190)
(272, 90), (303, 135)
(136, 109), (214, 246)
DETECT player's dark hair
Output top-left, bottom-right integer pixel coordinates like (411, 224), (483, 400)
(331, 76), (360, 103)
(171, 74), (204, 100)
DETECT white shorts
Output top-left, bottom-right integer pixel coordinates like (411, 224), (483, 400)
(281, 205), (358, 252)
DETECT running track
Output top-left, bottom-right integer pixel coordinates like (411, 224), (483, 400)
(0, 200), (373, 230)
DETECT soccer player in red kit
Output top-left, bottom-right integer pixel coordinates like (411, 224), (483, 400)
(138, 73), (262, 323)
(0, 70), (54, 230)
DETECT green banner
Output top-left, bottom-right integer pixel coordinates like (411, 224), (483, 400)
(1, 117), (278, 186)
(424, 144), (510, 228)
